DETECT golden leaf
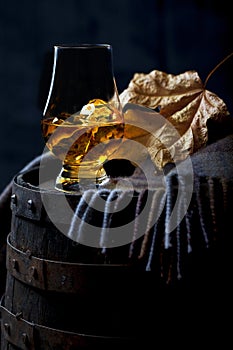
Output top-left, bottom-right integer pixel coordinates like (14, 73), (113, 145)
(119, 66), (232, 170)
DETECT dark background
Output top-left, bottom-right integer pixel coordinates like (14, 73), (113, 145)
(0, 0), (232, 192)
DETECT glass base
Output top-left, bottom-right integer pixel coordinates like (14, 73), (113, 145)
(55, 163), (107, 193)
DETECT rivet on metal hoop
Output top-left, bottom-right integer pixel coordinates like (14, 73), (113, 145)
(12, 258), (19, 272)
(28, 266), (38, 282)
(22, 332), (29, 345)
(11, 194), (17, 205)
(27, 199), (34, 211)
(4, 323), (10, 335)
(61, 275), (67, 285)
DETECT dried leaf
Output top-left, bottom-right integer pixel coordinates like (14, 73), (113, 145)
(119, 69), (231, 169)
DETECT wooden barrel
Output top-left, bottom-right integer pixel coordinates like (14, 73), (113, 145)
(1, 165), (231, 349)
(0, 167), (166, 349)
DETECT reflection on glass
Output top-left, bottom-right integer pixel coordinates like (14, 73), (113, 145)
(41, 44), (124, 192)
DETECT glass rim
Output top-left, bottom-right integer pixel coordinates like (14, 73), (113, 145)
(54, 43), (112, 50)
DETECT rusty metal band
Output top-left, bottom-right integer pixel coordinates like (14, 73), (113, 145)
(11, 176), (44, 221)
(6, 233), (133, 294)
(11, 171), (82, 224)
(0, 298), (133, 349)
(1, 299), (35, 350)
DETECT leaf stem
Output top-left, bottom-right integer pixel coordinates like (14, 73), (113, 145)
(204, 52), (233, 88)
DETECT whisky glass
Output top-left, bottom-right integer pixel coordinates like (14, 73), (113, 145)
(41, 44), (124, 192)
